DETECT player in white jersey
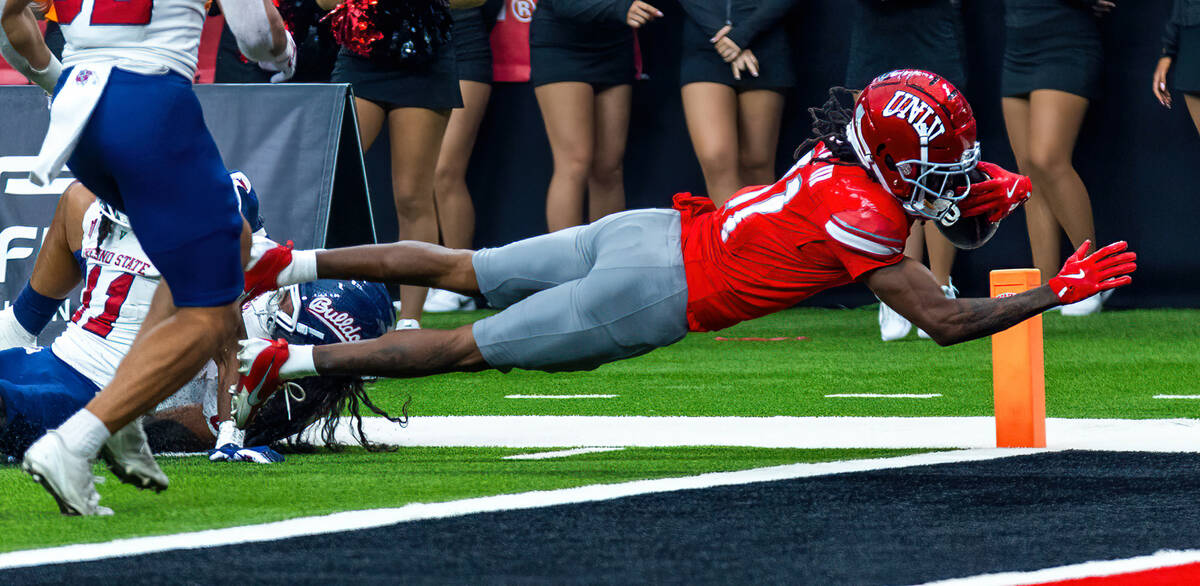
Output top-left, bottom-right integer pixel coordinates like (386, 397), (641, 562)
(0, 177), (400, 473)
(0, 0), (297, 514)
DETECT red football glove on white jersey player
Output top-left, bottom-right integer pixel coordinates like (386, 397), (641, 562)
(957, 161), (1032, 223)
(1048, 240), (1137, 305)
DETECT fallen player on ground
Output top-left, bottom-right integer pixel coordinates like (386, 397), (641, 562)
(0, 176), (401, 474)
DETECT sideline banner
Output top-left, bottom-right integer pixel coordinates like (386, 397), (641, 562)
(0, 83), (374, 344)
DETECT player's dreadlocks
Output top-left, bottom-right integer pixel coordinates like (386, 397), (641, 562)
(94, 202), (129, 247)
(245, 375), (410, 453)
(794, 86), (862, 166)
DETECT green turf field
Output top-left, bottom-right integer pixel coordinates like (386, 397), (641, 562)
(382, 307), (1200, 419)
(0, 447), (928, 552)
(1, 306), (1195, 553)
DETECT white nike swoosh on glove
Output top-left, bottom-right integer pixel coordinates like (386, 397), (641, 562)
(1062, 270), (1086, 279)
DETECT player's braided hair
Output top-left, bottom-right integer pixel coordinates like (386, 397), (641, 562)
(245, 375), (410, 453)
(96, 214), (115, 246)
(794, 86), (862, 166)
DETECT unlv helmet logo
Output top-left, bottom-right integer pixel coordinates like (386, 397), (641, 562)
(881, 91), (947, 143)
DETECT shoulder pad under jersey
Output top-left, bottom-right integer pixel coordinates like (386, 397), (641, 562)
(816, 169), (910, 258)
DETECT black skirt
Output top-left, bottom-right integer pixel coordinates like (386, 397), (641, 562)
(452, 8), (492, 84)
(1002, 16), (1102, 100)
(332, 45), (463, 110)
(845, 0), (966, 92)
(529, 8), (635, 88)
(679, 14), (796, 90)
(1174, 25), (1200, 94)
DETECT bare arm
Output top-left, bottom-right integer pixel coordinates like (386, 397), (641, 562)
(215, 0), (288, 62)
(0, 0), (59, 91)
(864, 258), (1059, 347)
(28, 183), (94, 299)
(213, 323), (244, 423)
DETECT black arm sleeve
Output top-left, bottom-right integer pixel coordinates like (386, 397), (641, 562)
(551, 0), (635, 25)
(1164, 0), (1182, 58)
(724, 0), (799, 50)
(677, 0), (727, 37)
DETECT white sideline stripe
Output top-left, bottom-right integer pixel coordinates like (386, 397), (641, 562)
(502, 447), (625, 460)
(1153, 395), (1200, 400)
(156, 452), (206, 458)
(0, 448), (1041, 570)
(298, 416), (1200, 453)
(918, 549), (1200, 585)
(824, 393), (942, 399)
(504, 394), (619, 399)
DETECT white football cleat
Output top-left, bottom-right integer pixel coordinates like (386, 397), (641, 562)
(1061, 289), (1111, 316)
(423, 289), (477, 313)
(0, 306), (37, 351)
(878, 301), (912, 341)
(919, 280), (958, 339)
(99, 417), (169, 492)
(22, 432), (113, 516)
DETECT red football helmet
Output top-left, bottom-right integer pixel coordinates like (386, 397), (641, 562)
(846, 69), (980, 221)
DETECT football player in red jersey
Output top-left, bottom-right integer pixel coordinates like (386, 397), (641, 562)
(232, 70), (1135, 409)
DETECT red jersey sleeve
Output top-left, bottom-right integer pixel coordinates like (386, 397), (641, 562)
(815, 176), (912, 279)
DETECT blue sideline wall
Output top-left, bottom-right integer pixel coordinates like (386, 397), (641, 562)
(364, 0), (1198, 308)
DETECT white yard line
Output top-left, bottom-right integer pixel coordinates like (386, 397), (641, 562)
(1153, 395), (1200, 400)
(298, 416), (1200, 453)
(502, 447), (625, 460)
(824, 393), (942, 399)
(0, 448), (1041, 570)
(504, 394), (619, 399)
(918, 549), (1200, 585)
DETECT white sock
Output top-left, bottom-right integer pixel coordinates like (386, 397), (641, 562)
(281, 344), (318, 378)
(278, 249), (320, 287)
(56, 409), (111, 458)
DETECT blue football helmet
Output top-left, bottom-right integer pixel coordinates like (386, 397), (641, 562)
(243, 279), (393, 345)
(229, 170), (266, 233)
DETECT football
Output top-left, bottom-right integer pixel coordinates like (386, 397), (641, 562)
(936, 212), (999, 250)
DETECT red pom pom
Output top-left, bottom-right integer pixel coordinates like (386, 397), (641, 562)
(323, 0), (383, 58)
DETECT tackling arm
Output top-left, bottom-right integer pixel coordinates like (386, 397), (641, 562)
(0, 0), (61, 93)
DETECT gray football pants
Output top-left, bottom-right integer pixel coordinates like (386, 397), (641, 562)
(471, 209), (689, 372)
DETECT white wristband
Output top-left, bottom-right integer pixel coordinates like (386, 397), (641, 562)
(29, 54), (62, 95)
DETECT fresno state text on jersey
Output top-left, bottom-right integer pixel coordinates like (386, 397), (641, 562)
(51, 202), (162, 389)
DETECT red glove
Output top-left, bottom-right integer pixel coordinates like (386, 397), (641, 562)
(957, 162), (1031, 223)
(1047, 240), (1137, 305)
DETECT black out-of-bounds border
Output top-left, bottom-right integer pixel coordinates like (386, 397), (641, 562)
(5, 451), (1200, 585)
